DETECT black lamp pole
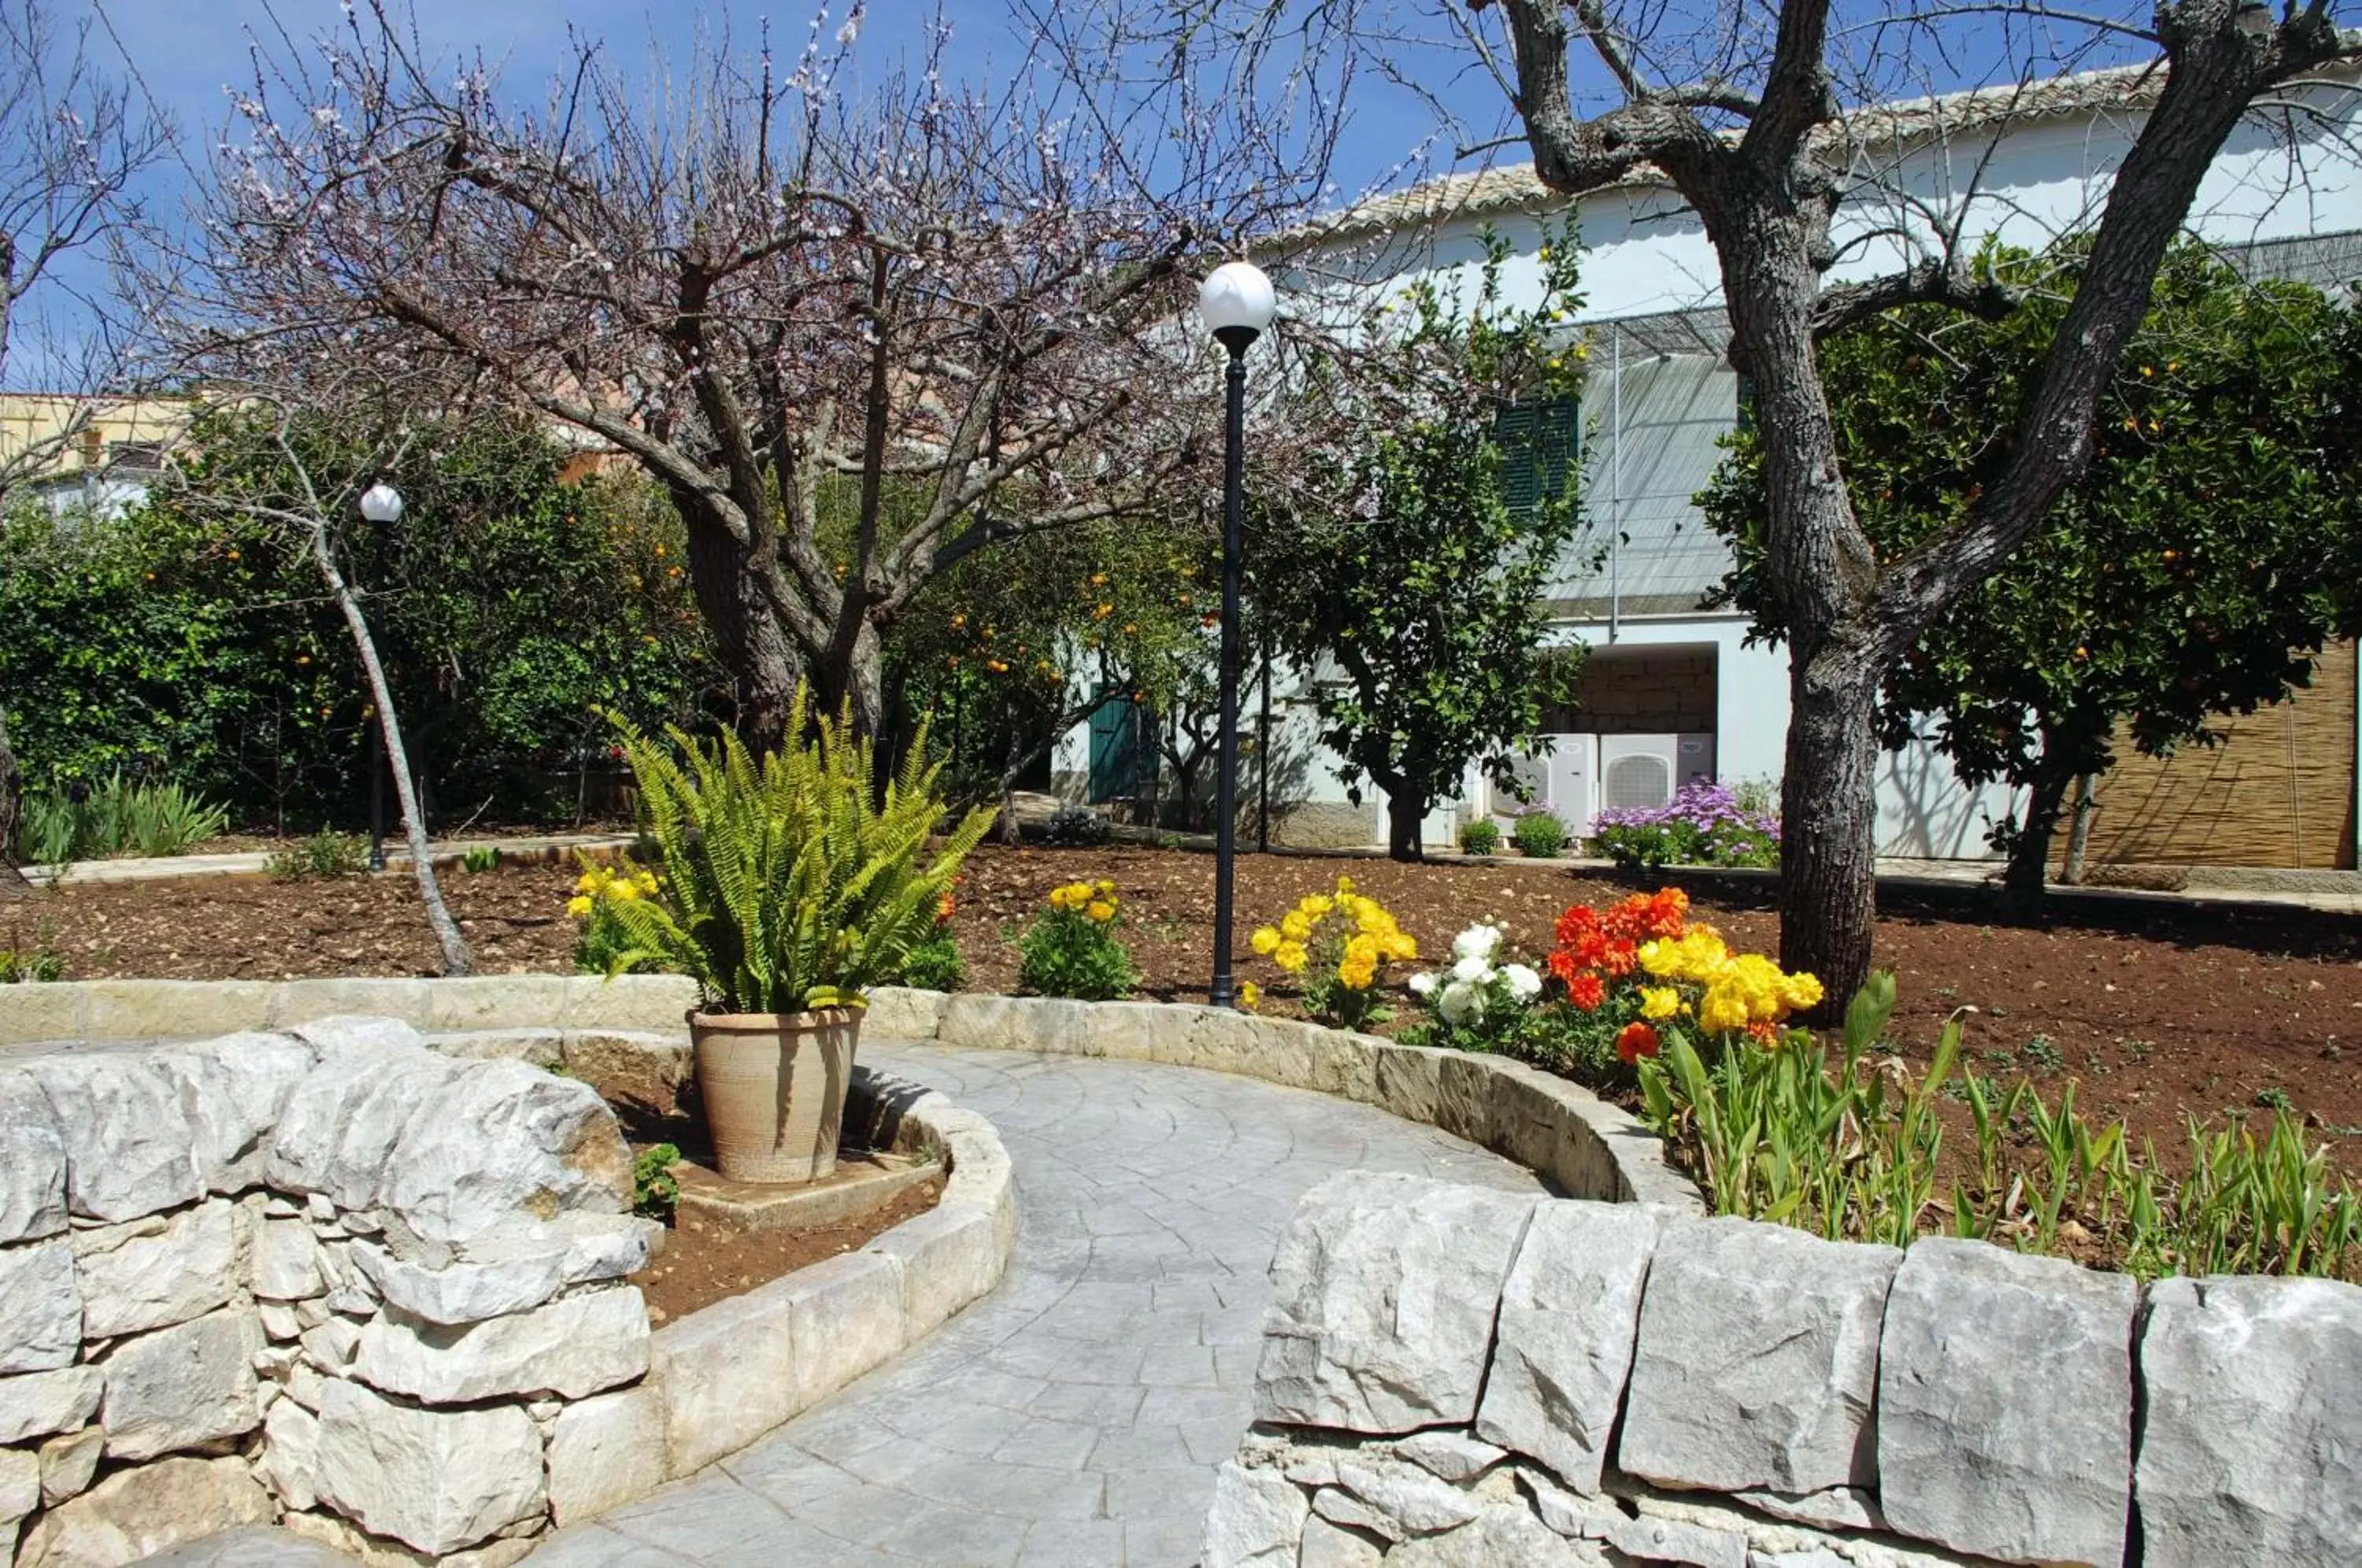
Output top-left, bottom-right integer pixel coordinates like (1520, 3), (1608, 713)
(1209, 325), (1256, 1008)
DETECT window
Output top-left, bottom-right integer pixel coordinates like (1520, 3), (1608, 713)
(1494, 397), (1580, 519)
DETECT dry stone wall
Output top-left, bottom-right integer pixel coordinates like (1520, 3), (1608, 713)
(1208, 1174), (2362, 1568)
(0, 1009), (1016, 1568)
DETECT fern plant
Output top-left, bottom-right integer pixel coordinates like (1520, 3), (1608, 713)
(600, 690), (995, 1015)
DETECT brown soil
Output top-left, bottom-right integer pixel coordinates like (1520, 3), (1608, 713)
(22, 843), (2362, 1171)
(631, 1174), (944, 1324)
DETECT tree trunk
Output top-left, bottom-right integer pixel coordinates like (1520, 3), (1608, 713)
(2063, 774), (2100, 886)
(309, 522), (472, 976)
(1386, 787), (1427, 863)
(2005, 763), (2077, 900)
(1775, 644), (1883, 1018)
(813, 621), (887, 738)
(0, 700), (27, 895)
(674, 491), (802, 752)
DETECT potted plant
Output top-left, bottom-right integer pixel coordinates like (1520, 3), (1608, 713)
(598, 690), (994, 1182)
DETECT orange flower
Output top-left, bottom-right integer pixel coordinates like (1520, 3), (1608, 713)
(1600, 940), (1638, 978)
(1615, 1022), (1661, 1064)
(1567, 973), (1606, 1011)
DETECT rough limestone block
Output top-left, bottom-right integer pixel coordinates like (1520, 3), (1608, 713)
(1483, 1060), (1585, 1174)
(13, 1454), (271, 1566)
(1604, 1512), (1748, 1568)
(20, 1053), (203, 1221)
(647, 1286), (798, 1477)
(1876, 1238), (2136, 1566)
(1331, 1455), (1481, 1534)
(380, 1058), (633, 1246)
(257, 1392), (322, 1510)
(558, 1213), (662, 1286)
(346, 1234), (565, 1327)
(864, 1203), (1001, 1339)
(935, 993), (1077, 1053)
(265, 1039), (457, 1205)
(1386, 1503), (1606, 1566)
(37, 1423), (103, 1505)
(270, 978), (433, 1030)
(2137, 1274), (2362, 1566)
(153, 1033), (319, 1193)
(351, 1285), (650, 1403)
(1301, 1514), (1385, 1568)
(862, 986), (946, 1041)
(80, 979), (276, 1041)
(1257, 1173), (1539, 1433)
(287, 1015), (431, 1056)
(431, 1028), (565, 1067)
(0, 1071), (68, 1243)
(1201, 1461), (1309, 1568)
(99, 1304), (265, 1460)
(2, 1444), (36, 1524)
(547, 1385), (665, 1525)
(251, 1218), (327, 1300)
(0, 1366), (101, 1444)
(1618, 1218), (1899, 1495)
(1394, 1431), (1505, 1485)
(1431, 1054), (1497, 1148)
(419, 974), (577, 1034)
(313, 1375), (547, 1555)
(1475, 1200), (1660, 1493)
(72, 1198), (239, 1337)
(0, 1239), (80, 1373)
(775, 1251), (905, 1408)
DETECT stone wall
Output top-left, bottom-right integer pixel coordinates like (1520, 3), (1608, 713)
(1207, 1175), (2362, 1568)
(1, 1012), (1016, 1567)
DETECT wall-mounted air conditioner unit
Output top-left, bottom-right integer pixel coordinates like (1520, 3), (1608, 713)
(1489, 735), (1599, 836)
(1601, 734), (1681, 816)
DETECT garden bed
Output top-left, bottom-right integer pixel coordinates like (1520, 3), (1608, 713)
(17, 841), (2362, 1167)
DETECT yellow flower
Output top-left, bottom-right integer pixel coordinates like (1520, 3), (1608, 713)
(1344, 934), (1380, 965)
(1251, 926), (1281, 956)
(1641, 986), (1682, 1020)
(634, 871), (658, 895)
(1337, 959), (1375, 990)
(1086, 900), (1116, 923)
(1779, 971), (1825, 1013)
(565, 896), (594, 918)
(1335, 875), (1354, 895)
(1238, 981), (1262, 1011)
(1094, 880), (1116, 897)
(1301, 894), (1335, 918)
(1279, 911), (1313, 942)
(1382, 932), (1418, 962)
(1274, 941), (1309, 974)
(1697, 985), (1751, 1034)
(607, 880), (640, 903)
(576, 871), (601, 894)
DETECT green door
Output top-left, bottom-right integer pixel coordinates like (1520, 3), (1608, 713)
(1087, 691), (1153, 804)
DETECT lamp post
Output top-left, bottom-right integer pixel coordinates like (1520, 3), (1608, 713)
(1199, 260), (1276, 1008)
(357, 482), (402, 871)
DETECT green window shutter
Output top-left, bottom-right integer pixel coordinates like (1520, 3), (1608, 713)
(1495, 397), (1579, 519)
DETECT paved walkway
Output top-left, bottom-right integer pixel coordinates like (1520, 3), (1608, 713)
(526, 1045), (1546, 1568)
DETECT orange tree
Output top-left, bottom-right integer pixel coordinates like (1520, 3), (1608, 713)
(1703, 241), (2362, 894)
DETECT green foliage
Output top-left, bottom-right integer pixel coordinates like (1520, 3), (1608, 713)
(890, 929), (966, 993)
(461, 845), (502, 873)
(1017, 884), (1138, 1000)
(0, 921), (64, 983)
(601, 689), (995, 1014)
(1702, 241), (2362, 882)
(15, 774), (229, 864)
(632, 1143), (682, 1222)
(1262, 223), (1594, 851)
(1638, 971), (2360, 1278)
(1459, 819), (1501, 856)
(268, 830), (367, 881)
(0, 409), (715, 830)
(1511, 811), (1569, 858)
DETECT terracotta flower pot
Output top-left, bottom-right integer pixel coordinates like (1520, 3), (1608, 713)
(689, 1007), (862, 1184)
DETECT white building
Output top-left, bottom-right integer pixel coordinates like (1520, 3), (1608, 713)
(1060, 67), (2362, 858)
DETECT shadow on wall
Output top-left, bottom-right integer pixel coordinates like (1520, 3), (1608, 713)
(1877, 728), (2011, 860)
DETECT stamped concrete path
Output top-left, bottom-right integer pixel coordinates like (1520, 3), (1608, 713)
(526, 1043), (1545, 1568)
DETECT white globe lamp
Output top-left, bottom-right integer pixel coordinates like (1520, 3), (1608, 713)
(1199, 261), (1277, 352)
(358, 482), (405, 526)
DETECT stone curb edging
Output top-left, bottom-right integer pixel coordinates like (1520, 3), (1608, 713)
(863, 988), (1705, 1213)
(1, 976), (1701, 1213)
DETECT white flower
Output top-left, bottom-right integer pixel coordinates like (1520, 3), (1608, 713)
(1407, 971), (1438, 997)
(1438, 979), (1484, 1025)
(1452, 923), (1501, 962)
(1502, 963), (1542, 1001)
(1450, 955), (1493, 984)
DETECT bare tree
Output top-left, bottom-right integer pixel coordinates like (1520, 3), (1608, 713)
(162, 2), (1339, 748)
(0, 0), (165, 886)
(1428, 0), (2360, 1009)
